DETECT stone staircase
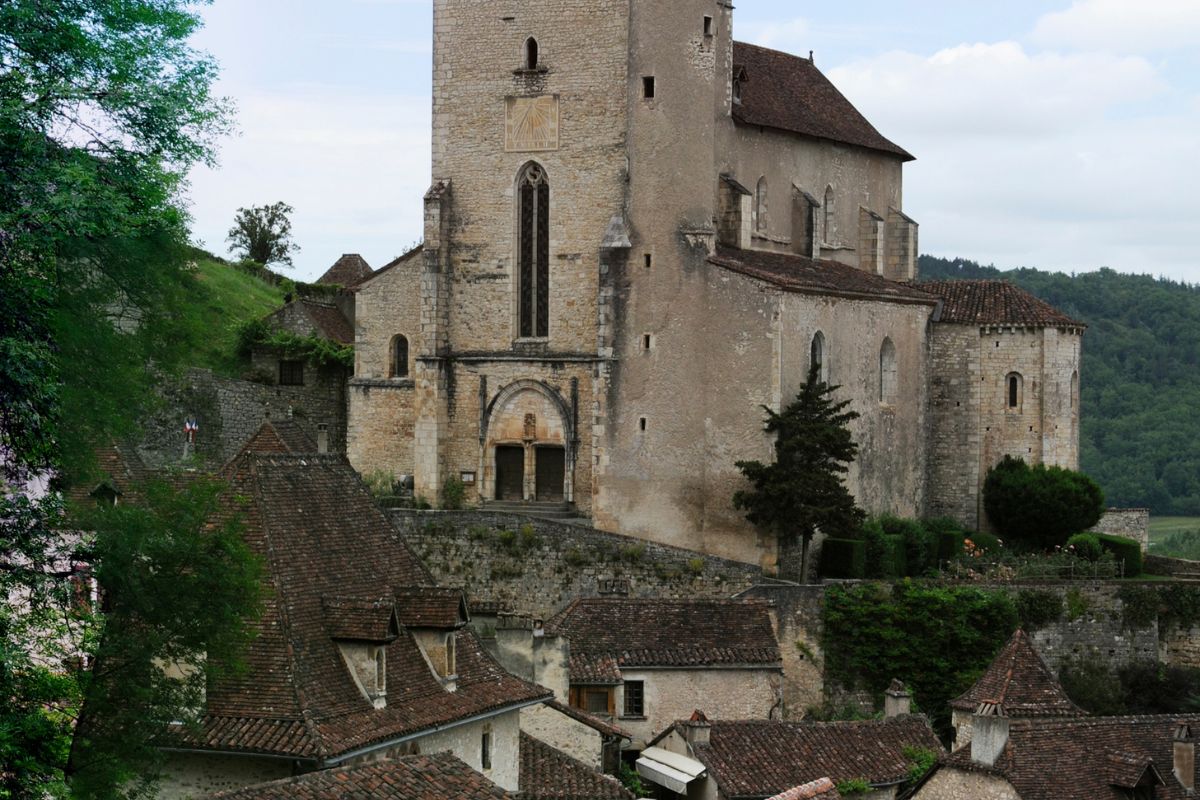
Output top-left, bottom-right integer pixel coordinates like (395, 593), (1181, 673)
(482, 500), (578, 520)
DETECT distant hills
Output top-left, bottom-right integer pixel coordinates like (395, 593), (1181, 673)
(920, 255), (1200, 515)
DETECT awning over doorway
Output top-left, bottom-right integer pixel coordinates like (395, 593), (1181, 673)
(636, 746), (706, 794)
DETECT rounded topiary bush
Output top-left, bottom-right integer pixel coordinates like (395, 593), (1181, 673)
(983, 456), (1105, 550)
(1067, 532), (1104, 562)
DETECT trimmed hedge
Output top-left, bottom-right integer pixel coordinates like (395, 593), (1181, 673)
(1066, 532), (1103, 562)
(1095, 533), (1143, 576)
(883, 534), (908, 577)
(820, 538), (866, 578)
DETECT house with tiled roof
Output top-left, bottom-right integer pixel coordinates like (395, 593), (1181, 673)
(545, 598), (782, 748)
(913, 715), (1198, 800)
(922, 278), (1086, 530)
(316, 253), (373, 288)
(204, 752), (516, 799)
(948, 628), (1085, 749)
(343, 0), (1085, 571)
(639, 712), (943, 800)
(518, 732), (634, 800)
(156, 441), (551, 798)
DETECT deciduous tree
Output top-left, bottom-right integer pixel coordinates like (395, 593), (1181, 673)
(226, 202), (300, 267)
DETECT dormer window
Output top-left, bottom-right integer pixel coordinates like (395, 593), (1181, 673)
(525, 37), (539, 70)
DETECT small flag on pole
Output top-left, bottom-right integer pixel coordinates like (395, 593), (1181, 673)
(184, 417), (199, 444)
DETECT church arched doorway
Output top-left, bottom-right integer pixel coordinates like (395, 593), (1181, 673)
(482, 380), (574, 504)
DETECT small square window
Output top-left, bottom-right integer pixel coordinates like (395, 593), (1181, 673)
(278, 360), (305, 386)
(623, 680), (645, 717)
(703, 16), (713, 36)
(642, 76), (655, 99)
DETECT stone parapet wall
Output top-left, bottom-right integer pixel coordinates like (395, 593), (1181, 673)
(1094, 507), (1150, 551)
(388, 509), (770, 619)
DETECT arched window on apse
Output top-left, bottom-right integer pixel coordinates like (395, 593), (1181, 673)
(880, 337), (897, 403)
(390, 334), (409, 378)
(1007, 372), (1023, 410)
(517, 162), (550, 338)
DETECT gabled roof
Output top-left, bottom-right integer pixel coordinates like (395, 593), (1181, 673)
(682, 717), (943, 798)
(205, 752), (516, 799)
(393, 587), (468, 629)
(233, 419), (319, 461)
(543, 699), (631, 740)
(709, 245), (938, 306)
(765, 778), (841, 800)
(731, 42), (913, 161)
(259, 298), (354, 345)
(179, 436), (549, 762)
(316, 253), (372, 287)
(949, 629), (1084, 717)
(920, 280), (1085, 329)
(518, 732), (634, 800)
(942, 715), (1199, 800)
(545, 598), (781, 682)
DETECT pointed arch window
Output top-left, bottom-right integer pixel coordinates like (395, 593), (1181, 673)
(810, 331), (827, 383)
(823, 185), (836, 244)
(754, 176), (768, 233)
(518, 163), (550, 338)
(390, 335), (409, 378)
(525, 37), (539, 70)
(880, 337), (897, 403)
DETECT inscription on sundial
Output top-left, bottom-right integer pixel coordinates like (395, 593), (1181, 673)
(505, 95), (560, 152)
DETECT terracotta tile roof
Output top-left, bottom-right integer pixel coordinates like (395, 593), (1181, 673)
(394, 587), (468, 629)
(949, 629), (1084, 717)
(688, 717), (944, 797)
(180, 440), (550, 761)
(765, 778), (841, 800)
(67, 441), (152, 506)
(232, 420), (319, 462)
(206, 752), (515, 799)
(920, 280), (1085, 328)
(316, 253), (373, 287)
(322, 597), (399, 642)
(732, 42), (912, 161)
(942, 715), (1200, 800)
(545, 598), (781, 682)
(260, 299), (355, 345)
(518, 733), (634, 800)
(709, 245), (937, 305)
(543, 699), (631, 740)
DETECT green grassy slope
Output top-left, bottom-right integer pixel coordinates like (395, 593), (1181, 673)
(920, 256), (1200, 516)
(184, 257), (286, 376)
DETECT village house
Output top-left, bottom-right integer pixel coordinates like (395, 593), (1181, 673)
(640, 711), (944, 799)
(913, 715), (1198, 800)
(766, 778), (841, 800)
(544, 598), (783, 748)
(948, 628), (1085, 750)
(155, 424), (552, 798)
(519, 732), (635, 800)
(343, 0), (1085, 573)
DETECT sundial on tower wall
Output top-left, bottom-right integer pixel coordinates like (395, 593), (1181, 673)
(505, 95), (559, 152)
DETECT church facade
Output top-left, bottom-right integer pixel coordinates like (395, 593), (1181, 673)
(346, 0), (1083, 571)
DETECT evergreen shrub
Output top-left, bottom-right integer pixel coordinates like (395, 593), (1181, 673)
(882, 534), (908, 577)
(1066, 532), (1103, 561)
(1095, 534), (1143, 575)
(983, 456), (1105, 549)
(819, 538), (865, 578)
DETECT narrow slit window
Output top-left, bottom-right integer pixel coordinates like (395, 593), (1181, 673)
(703, 16), (713, 36)
(642, 76), (655, 99)
(481, 730), (492, 770)
(639, 417), (647, 432)
(1007, 373), (1023, 409)
(642, 334), (651, 350)
(644, 253), (652, 269)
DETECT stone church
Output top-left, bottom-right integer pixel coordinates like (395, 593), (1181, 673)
(346, 0), (1084, 571)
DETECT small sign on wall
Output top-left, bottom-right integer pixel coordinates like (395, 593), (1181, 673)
(460, 471), (476, 485)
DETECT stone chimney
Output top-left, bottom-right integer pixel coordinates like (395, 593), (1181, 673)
(1175, 721), (1195, 793)
(884, 679), (912, 718)
(970, 702), (1009, 768)
(685, 710), (711, 747)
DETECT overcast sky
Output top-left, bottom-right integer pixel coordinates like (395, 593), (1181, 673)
(185, 0), (1200, 283)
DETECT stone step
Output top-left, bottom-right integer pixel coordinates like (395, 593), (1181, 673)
(484, 501), (577, 519)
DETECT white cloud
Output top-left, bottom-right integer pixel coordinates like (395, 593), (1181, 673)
(1032, 0), (1200, 52)
(185, 87), (430, 281)
(827, 42), (1200, 279)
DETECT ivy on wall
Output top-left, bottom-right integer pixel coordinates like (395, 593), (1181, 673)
(235, 319), (353, 369)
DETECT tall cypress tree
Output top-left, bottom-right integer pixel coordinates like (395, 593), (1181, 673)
(734, 363), (865, 581)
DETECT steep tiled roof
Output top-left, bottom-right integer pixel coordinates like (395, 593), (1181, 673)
(688, 717), (944, 797)
(66, 441), (152, 506)
(260, 298), (355, 345)
(766, 778), (841, 800)
(316, 253), (373, 287)
(178, 440), (550, 762)
(732, 42), (912, 161)
(206, 753), (515, 799)
(942, 715), (1200, 800)
(393, 587), (468, 628)
(543, 699), (631, 740)
(322, 597), (399, 643)
(518, 733), (634, 800)
(920, 280), (1085, 328)
(709, 246), (937, 305)
(233, 420), (319, 461)
(949, 629), (1084, 717)
(545, 598), (781, 682)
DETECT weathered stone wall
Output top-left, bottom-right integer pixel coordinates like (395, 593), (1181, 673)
(520, 704), (605, 770)
(926, 324), (983, 526)
(353, 250), (422, 381)
(737, 584), (826, 717)
(616, 667), (782, 749)
(157, 753), (291, 799)
(912, 768), (1019, 800)
(346, 380), (416, 483)
(1095, 508), (1150, 550)
(138, 367), (345, 468)
(389, 510), (769, 619)
(1162, 624), (1200, 669)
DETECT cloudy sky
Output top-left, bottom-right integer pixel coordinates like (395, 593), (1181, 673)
(186, 0), (1200, 283)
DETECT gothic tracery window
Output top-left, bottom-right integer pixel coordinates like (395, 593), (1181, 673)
(518, 163), (550, 338)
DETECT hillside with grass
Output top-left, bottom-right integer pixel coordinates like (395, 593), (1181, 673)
(184, 253), (287, 376)
(920, 256), (1200, 516)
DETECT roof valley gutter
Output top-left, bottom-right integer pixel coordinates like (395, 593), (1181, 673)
(322, 696), (547, 767)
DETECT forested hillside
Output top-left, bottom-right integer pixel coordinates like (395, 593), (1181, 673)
(919, 256), (1200, 515)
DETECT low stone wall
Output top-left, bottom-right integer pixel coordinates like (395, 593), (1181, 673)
(1094, 508), (1150, 551)
(1145, 554), (1200, 579)
(388, 510), (772, 619)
